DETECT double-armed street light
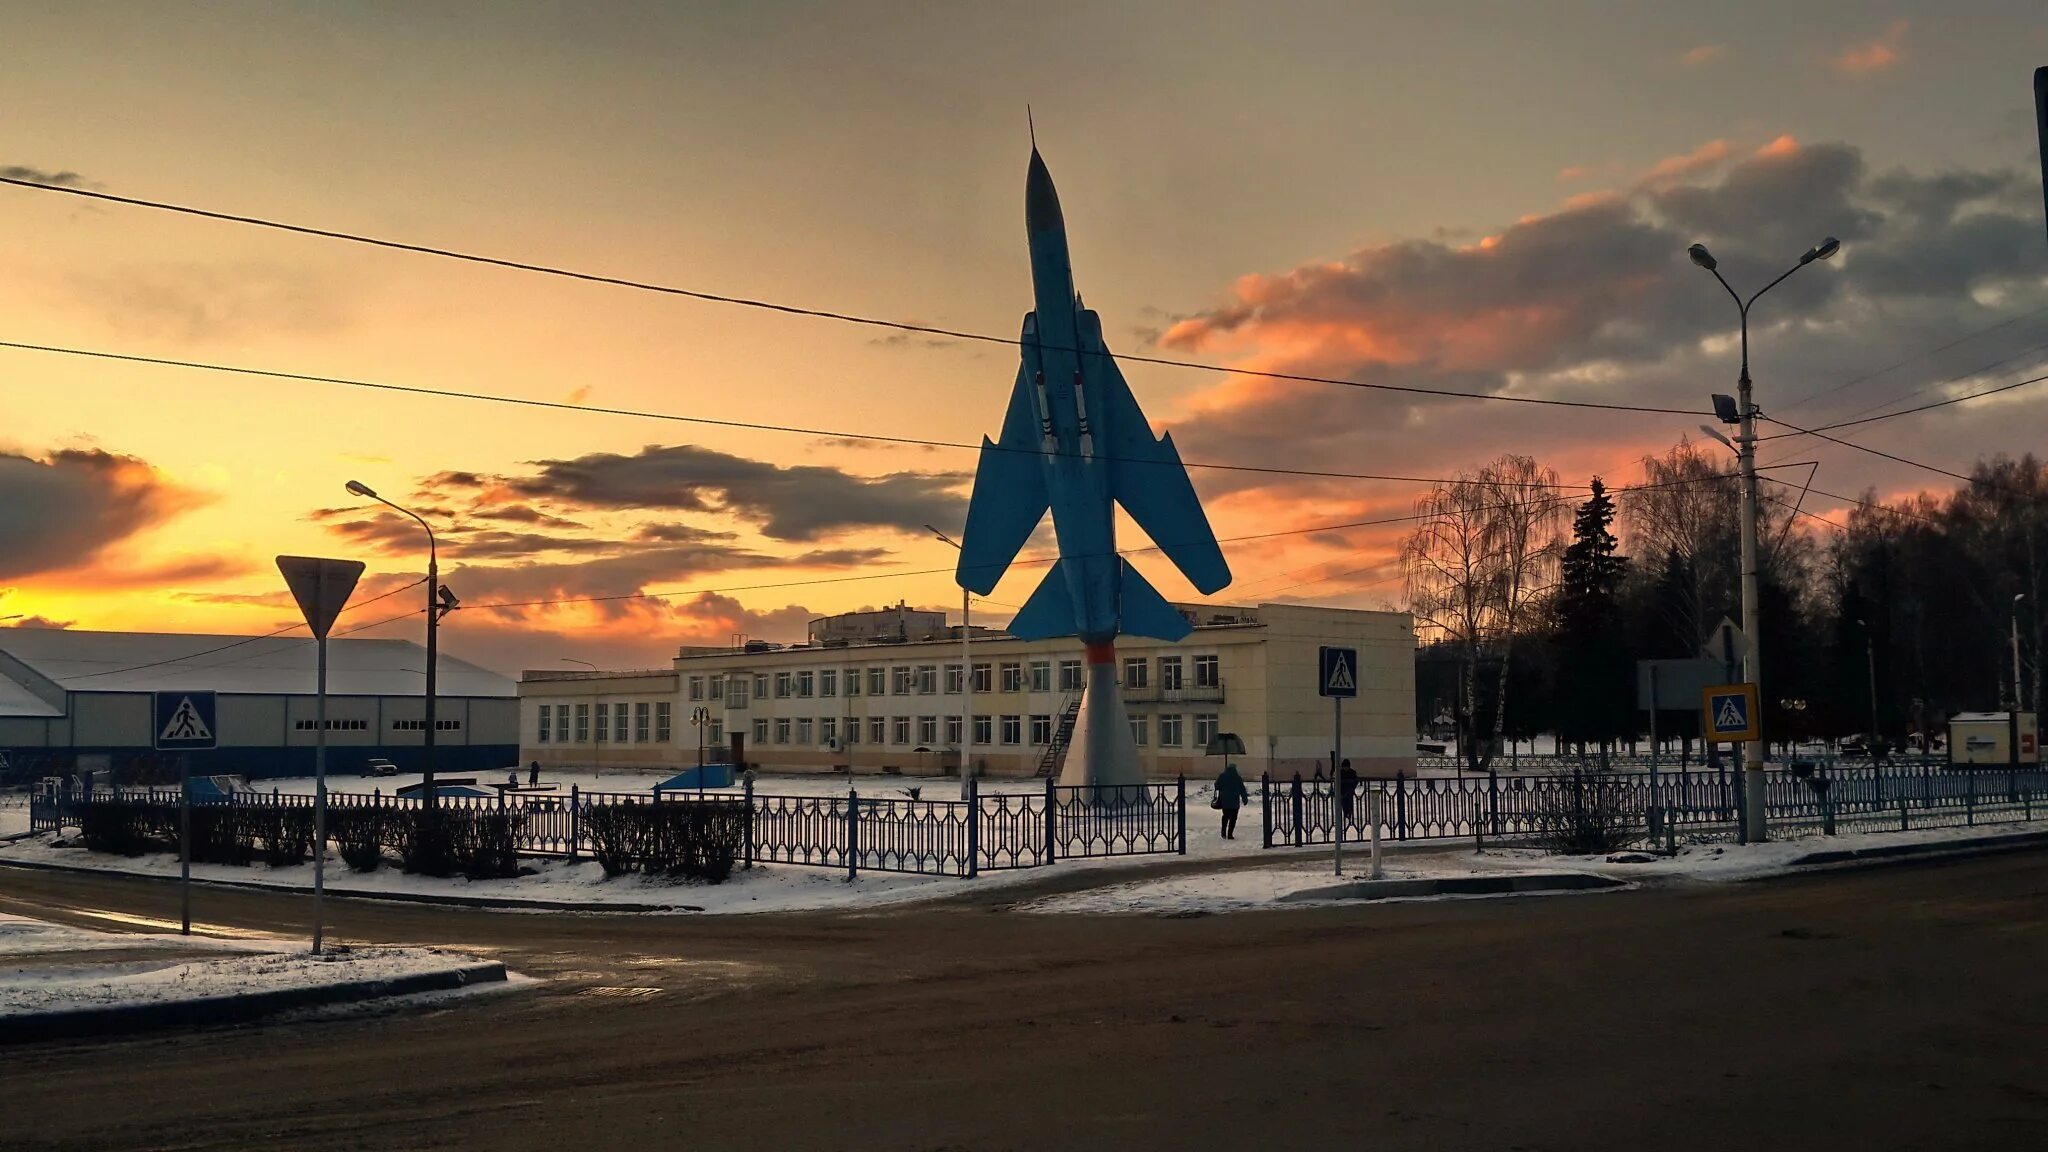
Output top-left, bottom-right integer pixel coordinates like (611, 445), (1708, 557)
(1687, 236), (1840, 841)
(925, 524), (974, 801)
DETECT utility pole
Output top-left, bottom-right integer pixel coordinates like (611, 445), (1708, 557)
(2014, 593), (2027, 772)
(1687, 237), (1841, 842)
(926, 524), (973, 800)
(346, 481), (455, 809)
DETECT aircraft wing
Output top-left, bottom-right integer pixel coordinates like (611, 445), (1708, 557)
(1086, 318), (1232, 595)
(957, 358), (1049, 595)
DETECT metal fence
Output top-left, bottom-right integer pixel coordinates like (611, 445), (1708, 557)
(1261, 763), (2048, 849)
(29, 775), (1188, 879)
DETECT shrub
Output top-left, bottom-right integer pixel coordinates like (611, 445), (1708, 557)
(1533, 771), (1639, 856)
(255, 806), (316, 867)
(328, 805), (393, 872)
(78, 799), (162, 856)
(579, 797), (746, 881)
(397, 806), (525, 880)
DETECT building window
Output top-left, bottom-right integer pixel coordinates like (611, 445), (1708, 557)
(1059, 660), (1083, 691)
(892, 666), (913, 695)
(891, 716), (911, 745)
(634, 702), (651, 743)
(1194, 655), (1219, 689)
(708, 718), (723, 744)
(999, 662), (1023, 692)
(1000, 715), (1022, 745)
(687, 676), (704, 701)
(1129, 716), (1148, 746)
(821, 717), (837, 746)
(1195, 714), (1219, 749)
(821, 669), (838, 697)
(614, 703), (630, 743)
(392, 718), (461, 732)
(869, 717), (887, 745)
(973, 715), (993, 745)
(945, 715), (962, 745)
(917, 716), (937, 745)
(753, 673), (769, 699)
(797, 670), (815, 697)
(867, 667), (887, 696)
(775, 718), (791, 744)
(296, 718), (369, 731)
(945, 663), (963, 694)
(575, 703), (591, 743)
(845, 718), (861, 745)
(1029, 714), (1052, 745)
(774, 672), (792, 698)
(916, 665), (937, 694)
(844, 668), (861, 697)
(1123, 658), (1149, 689)
(708, 675), (726, 703)
(752, 718), (769, 744)
(1158, 656), (1183, 691)
(796, 717), (813, 744)
(972, 663), (992, 693)
(536, 705), (552, 743)
(1159, 714), (1184, 747)
(1029, 661), (1051, 692)
(656, 702), (672, 743)
(555, 707), (570, 743)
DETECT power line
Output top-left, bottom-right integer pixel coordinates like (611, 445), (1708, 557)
(0, 338), (1662, 491)
(1768, 303), (2048, 417)
(1761, 417), (1975, 484)
(60, 579), (426, 682)
(0, 175), (1708, 417)
(1757, 368), (2048, 441)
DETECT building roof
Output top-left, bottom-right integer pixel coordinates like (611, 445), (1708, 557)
(0, 629), (515, 698)
(0, 672), (63, 718)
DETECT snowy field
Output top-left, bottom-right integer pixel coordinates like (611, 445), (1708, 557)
(0, 912), (500, 1021)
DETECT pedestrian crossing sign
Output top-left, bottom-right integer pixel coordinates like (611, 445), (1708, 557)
(154, 691), (217, 750)
(1701, 683), (1760, 743)
(1319, 646), (1358, 699)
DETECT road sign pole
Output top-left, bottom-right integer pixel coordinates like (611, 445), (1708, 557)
(1333, 694), (1343, 876)
(313, 633), (328, 955)
(179, 753), (191, 936)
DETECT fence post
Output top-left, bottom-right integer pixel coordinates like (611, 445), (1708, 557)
(1038, 775), (1055, 864)
(1260, 773), (1273, 848)
(965, 776), (979, 878)
(568, 784), (581, 860)
(847, 787), (859, 881)
(742, 777), (754, 870)
(1395, 773), (1408, 841)
(1176, 775), (1187, 856)
(1967, 769), (1976, 827)
(1290, 773), (1303, 846)
(1488, 768), (1501, 838)
(1899, 796), (1909, 832)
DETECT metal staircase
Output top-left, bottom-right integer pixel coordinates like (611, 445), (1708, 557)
(1036, 694), (1083, 778)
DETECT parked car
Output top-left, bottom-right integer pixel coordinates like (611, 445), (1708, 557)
(365, 758), (399, 777)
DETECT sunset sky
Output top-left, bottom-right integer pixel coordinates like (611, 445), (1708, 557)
(4, 2), (2047, 672)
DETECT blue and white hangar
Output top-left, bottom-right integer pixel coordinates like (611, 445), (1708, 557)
(0, 629), (518, 785)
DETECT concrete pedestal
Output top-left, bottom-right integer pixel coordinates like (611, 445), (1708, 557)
(1059, 658), (1143, 787)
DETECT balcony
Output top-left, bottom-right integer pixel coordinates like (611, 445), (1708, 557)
(1121, 680), (1225, 705)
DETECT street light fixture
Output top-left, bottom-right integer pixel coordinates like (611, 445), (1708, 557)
(925, 523), (974, 800)
(1687, 236), (1841, 841)
(345, 479), (455, 807)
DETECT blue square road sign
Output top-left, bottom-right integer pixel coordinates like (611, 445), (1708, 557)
(1318, 646), (1359, 699)
(154, 691), (218, 751)
(1701, 683), (1760, 743)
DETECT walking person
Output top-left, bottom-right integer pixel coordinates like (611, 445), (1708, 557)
(1214, 762), (1250, 840)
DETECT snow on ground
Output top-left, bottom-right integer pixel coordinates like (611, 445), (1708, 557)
(0, 807), (27, 838)
(0, 912), (498, 1019)
(1026, 819), (2048, 915)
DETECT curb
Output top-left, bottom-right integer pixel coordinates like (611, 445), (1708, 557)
(1785, 828), (2048, 871)
(1276, 871), (1626, 903)
(0, 856), (692, 914)
(2, 958), (507, 1046)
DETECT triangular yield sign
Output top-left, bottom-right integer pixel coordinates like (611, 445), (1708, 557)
(276, 556), (367, 639)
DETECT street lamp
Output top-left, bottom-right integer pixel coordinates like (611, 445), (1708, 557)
(1688, 236), (1841, 841)
(1856, 619), (1880, 759)
(345, 480), (456, 807)
(925, 524), (974, 800)
(2012, 593), (2027, 771)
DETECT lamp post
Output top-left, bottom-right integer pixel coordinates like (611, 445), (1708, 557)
(1687, 236), (1841, 841)
(925, 524), (973, 800)
(2012, 594), (2027, 771)
(346, 480), (455, 808)
(1856, 618), (1881, 760)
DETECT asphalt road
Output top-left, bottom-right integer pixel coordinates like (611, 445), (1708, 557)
(2, 853), (2045, 1152)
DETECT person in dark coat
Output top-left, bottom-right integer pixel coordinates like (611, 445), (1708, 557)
(1338, 758), (1358, 823)
(1214, 763), (1250, 840)
(528, 760), (541, 787)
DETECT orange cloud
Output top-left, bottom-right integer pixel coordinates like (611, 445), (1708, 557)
(1557, 165), (1591, 183)
(1679, 44), (1725, 68)
(1638, 139), (1733, 187)
(1754, 134), (1800, 159)
(1833, 21), (1906, 74)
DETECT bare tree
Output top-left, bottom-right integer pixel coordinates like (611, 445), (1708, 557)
(1404, 455), (1566, 773)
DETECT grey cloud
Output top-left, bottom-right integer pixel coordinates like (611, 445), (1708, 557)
(1, 164), (91, 188)
(505, 444), (967, 542)
(0, 448), (208, 580)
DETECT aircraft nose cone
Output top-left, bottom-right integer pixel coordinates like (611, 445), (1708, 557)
(1026, 148), (1064, 235)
